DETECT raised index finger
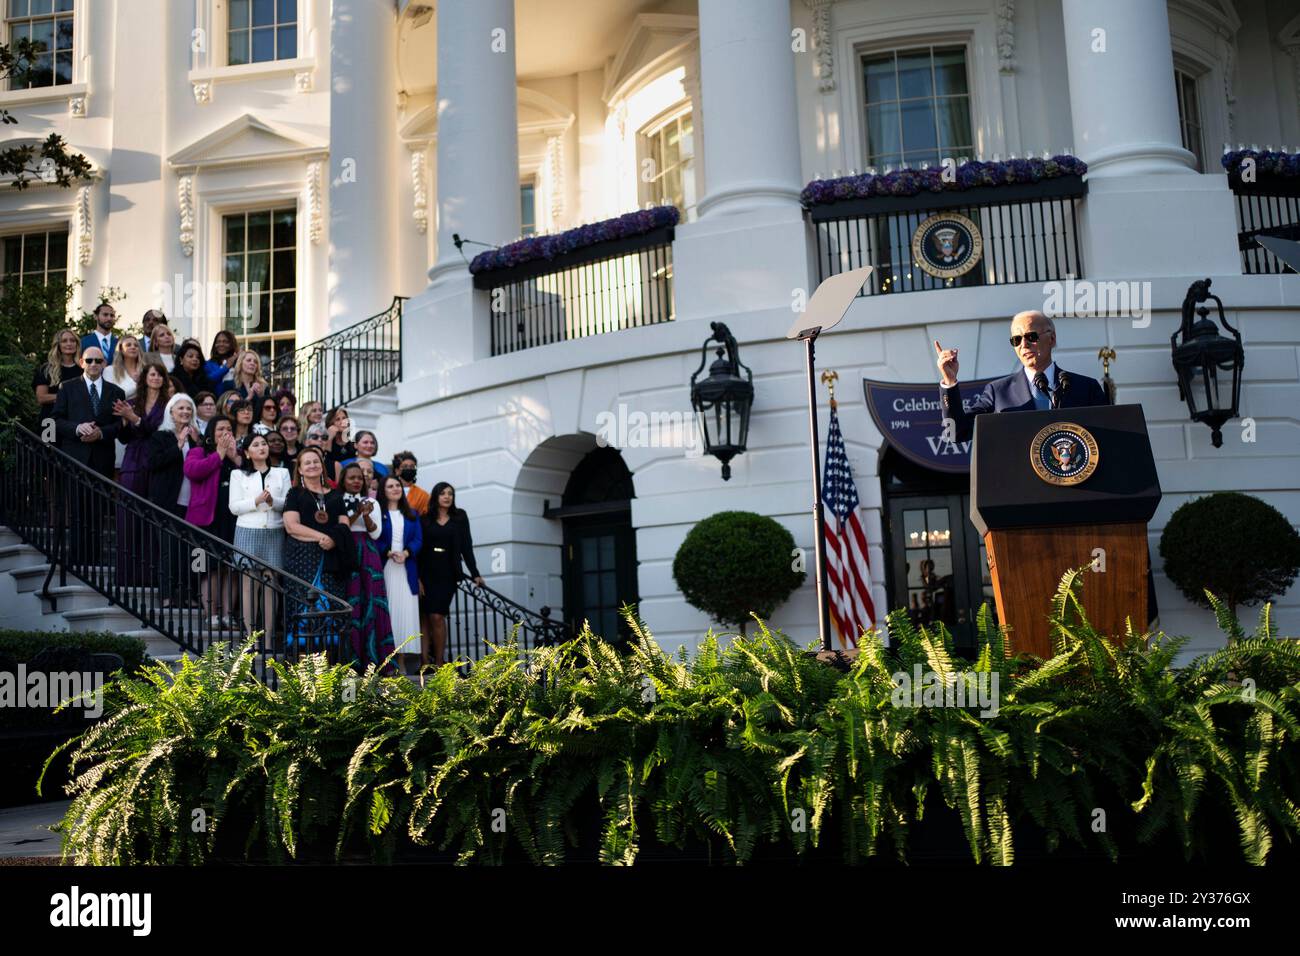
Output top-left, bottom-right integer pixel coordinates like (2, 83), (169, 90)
(933, 340), (943, 355)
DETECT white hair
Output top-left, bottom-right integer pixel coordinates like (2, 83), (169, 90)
(158, 393), (197, 433)
(1011, 310), (1055, 333)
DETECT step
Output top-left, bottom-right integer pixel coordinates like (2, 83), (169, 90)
(0, 527), (22, 548)
(39, 584), (113, 614)
(61, 604), (146, 633)
(0, 542), (41, 573)
(10, 563), (54, 594)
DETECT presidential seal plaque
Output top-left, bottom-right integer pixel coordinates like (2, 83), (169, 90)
(1029, 421), (1099, 486)
(911, 212), (983, 279)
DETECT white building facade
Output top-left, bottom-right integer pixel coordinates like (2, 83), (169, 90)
(2, 0), (1298, 657)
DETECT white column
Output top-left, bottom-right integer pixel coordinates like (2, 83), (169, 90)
(696, 0), (803, 216)
(328, 0), (398, 329)
(428, 0), (520, 284)
(1061, 0), (1194, 177)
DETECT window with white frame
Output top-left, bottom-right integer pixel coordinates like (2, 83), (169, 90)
(1, 226), (68, 286)
(223, 208), (296, 368)
(639, 108), (694, 216)
(520, 181), (537, 237)
(227, 0), (297, 66)
(1173, 65), (1205, 173)
(861, 46), (973, 168)
(5, 0), (74, 89)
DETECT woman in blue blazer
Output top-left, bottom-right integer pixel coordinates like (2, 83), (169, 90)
(378, 475), (423, 674)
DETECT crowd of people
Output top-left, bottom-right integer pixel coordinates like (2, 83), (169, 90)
(43, 305), (483, 675)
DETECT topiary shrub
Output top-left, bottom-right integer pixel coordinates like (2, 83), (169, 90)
(1160, 491), (1300, 614)
(672, 510), (805, 632)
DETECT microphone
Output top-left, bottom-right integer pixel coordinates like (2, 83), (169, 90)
(1055, 372), (1070, 409)
(1032, 371), (1050, 406)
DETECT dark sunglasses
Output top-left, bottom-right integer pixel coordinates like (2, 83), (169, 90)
(1009, 331), (1045, 348)
(83, 357), (105, 364)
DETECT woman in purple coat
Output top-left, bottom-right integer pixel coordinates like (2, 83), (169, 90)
(113, 359), (170, 585)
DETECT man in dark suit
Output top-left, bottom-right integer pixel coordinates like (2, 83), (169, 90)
(53, 346), (125, 566)
(80, 303), (119, 366)
(934, 310), (1108, 444)
(53, 346), (125, 478)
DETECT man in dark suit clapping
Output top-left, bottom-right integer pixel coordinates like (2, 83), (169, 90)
(53, 346), (126, 565)
(934, 310), (1109, 444)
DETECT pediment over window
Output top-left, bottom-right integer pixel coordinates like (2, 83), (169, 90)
(168, 114), (327, 171)
(603, 13), (698, 104)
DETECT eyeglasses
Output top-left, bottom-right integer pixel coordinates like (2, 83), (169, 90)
(1009, 331), (1044, 348)
(83, 357), (105, 364)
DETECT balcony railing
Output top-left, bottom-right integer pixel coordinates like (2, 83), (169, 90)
(267, 296), (404, 409)
(473, 226), (675, 356)
(1230, 180), (1300, 274)
(809, 178), (1087, 295)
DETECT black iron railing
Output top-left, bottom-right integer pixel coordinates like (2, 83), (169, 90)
(1, 426), (350, 683)
(267, 296), (404, 408)
(473, 226), (675, 356)
(444, 580), (566, 665)
(1230, 180), (1300, 274)
(808, 178), (1087, 295)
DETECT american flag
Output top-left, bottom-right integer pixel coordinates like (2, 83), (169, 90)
(822, 403), (877, 647)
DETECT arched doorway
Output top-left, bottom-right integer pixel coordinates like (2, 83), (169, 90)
(880, 447), (995, 652)
(544, 446), (639, 643)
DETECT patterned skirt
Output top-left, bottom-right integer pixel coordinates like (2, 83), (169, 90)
(283, 536), (346, 656)
(347, 531), (396, 673)
(233, 525), (284, 569)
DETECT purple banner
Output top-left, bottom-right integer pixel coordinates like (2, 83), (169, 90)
(862, 377), (998, 474)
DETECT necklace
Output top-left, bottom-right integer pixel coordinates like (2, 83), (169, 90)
(304, 480), (328, 524)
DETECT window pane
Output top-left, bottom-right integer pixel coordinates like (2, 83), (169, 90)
(30, 53), (52, 87)
(863, 54), (896, 104)
(31, 19), (53, 52)
(224, 254), (243, 285)
(933, 47), (967, 96)
(230, 0), (249, 28)
(54, 50), (71, 85)
(56, 0), (72, 10)
(46, 229), (67, 269)
(271, 292), (294, 331)
(272, 209), (295, 247)
(4, 237), (22, 275)
(866, 103), (900, 161)
(937, 96), (972, 152)
(225, 215), (245, 254)
(247, 211), (271, 250)
(8, 0), (28, 18)
(272, 250), (294, 289)
(277, 25), (296, 60)
(246, 251), (270, 289)
(55, 16), (72, 49)
(251, 26), (275, 61)
(252, 0), (275, 27)
(896, 50), (933, 100)
(22, 233), (44, 271)
(29, 0), (51, 14)
(277, 0), (296, 22)
(228, 30), (249, 65)
(900, 99), (938, 154)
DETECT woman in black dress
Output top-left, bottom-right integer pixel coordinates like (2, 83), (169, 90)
(281, 446), (347, 655)
(417, 482), (484, 668)
(171, 342), (213, 397)
(147, 393), (201, 608)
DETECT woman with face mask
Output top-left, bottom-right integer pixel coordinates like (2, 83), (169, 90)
(390, 451), (429, 515)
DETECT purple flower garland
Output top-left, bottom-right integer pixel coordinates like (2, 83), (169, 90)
(800, 155), (1088, 208)
(469, 205), (680, 274)
(1221, 148), (1300, 182)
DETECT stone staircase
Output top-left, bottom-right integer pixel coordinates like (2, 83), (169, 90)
(343, 383), (402, 460)
(0, 527), (185, 665)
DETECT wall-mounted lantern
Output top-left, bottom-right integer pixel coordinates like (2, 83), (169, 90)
(689, 322), (753, 480)
(1171, 278), (1244, 448)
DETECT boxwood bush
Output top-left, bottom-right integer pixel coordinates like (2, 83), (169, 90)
(672, 510), (805, 632)
(43, 570), (1300, 866)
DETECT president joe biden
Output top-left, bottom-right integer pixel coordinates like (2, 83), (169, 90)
(934, 310), (1108, 444)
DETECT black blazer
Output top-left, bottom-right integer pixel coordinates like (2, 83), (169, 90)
(418, 511), (481, 582)
(939, 367), (1109, 445)
(53, 376), (126, 476)
(146, 430), (195, 514)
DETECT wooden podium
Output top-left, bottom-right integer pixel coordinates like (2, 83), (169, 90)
(970, 405), (1162, 658)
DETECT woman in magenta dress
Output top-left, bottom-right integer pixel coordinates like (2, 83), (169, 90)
(113, 359), (170, 585)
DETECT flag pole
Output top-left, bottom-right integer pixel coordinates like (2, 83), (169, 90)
(799, 328), (833, 652)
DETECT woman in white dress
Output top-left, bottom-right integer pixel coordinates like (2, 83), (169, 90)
(379, 475), (423, 674)
(103, 335), (143, 469)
